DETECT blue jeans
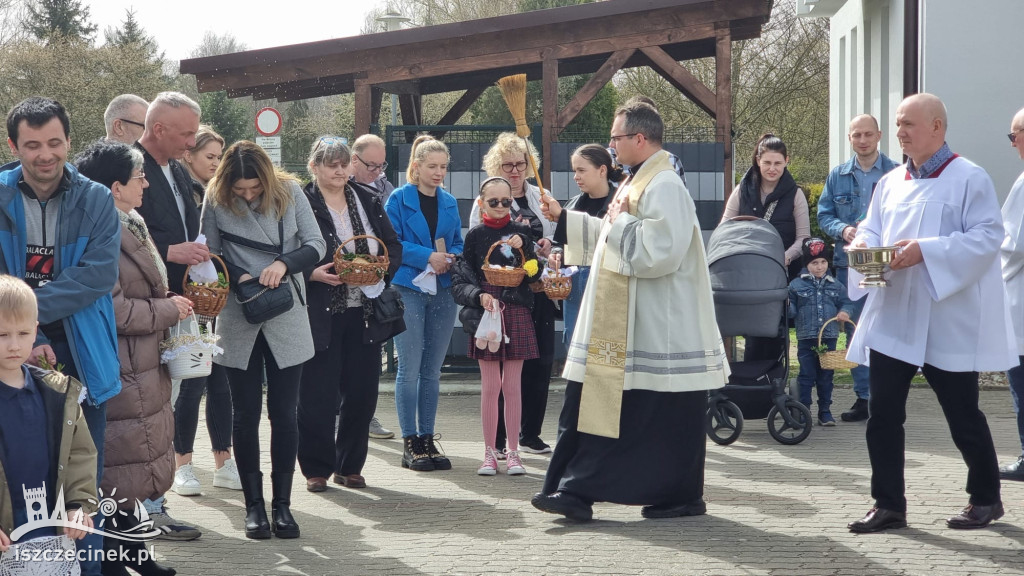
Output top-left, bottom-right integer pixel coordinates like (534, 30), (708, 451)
(1007, 356), (1024, 456)
(392, 285), (457, 438)
(797, 338), (835, 414)
(561, 266), (591, 347)
(835, 266), (869, 400)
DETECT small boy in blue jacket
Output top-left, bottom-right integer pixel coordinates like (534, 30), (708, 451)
(789, 238), (854, 426)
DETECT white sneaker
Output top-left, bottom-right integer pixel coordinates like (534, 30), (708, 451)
(172, 463), (202, 496)
(212, 458), (242, 490)
(369, 417), (395, 439)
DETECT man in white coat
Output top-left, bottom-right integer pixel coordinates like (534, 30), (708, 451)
(998, 106), (1024, 482)
(533, 102), (728, 521)
(846, 93), (1016, 533)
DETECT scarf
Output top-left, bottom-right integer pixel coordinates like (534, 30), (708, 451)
(326, 184), (376, 319)
(578, 150), (674, 439)
(481, 212), (511, 229)
(119, 208), (168, 292)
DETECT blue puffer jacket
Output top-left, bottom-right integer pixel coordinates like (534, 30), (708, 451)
(788, 273), (854, 341)
(0, 162), (121, 406)
(816, 153), (900, 267)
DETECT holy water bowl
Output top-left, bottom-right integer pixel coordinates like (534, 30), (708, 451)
(846, 246), (899, 287)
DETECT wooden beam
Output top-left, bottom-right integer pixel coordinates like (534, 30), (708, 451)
(398, 94), (423, 142)
(555, 48), (635, 135)
(370, 87), (384, 128)
(542, 55), (558, 190)
(641, 45), (717, 118)
(354, 78), (372, 140)
(716, 24), (733, 212)
(430, 87), (487, 140)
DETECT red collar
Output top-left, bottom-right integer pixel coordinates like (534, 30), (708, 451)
(482, 212), (511, 229)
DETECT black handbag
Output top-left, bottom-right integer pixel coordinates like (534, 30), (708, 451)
(364, 285), (406, 344)
(223, 219), (306, 325)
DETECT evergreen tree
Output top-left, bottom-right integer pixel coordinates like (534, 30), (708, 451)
(104, 8), (163, 62)
(24, 0), (97, 43)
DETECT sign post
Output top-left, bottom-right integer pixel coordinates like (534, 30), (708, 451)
(255, 107), (283, 166)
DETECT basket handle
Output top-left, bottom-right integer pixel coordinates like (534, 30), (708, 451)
(337, 234), (389, 261)
(172, 312), (201, 339)
(483, 239), (526, 268)
(817, 316), (857, 347)
(182, 253), (229, 294)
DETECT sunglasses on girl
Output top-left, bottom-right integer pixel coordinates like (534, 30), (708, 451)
(486, 198), (513, 208)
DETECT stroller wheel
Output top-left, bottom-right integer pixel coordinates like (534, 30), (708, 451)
(767, 399), (812, 445)
(706, 399), (744, 445)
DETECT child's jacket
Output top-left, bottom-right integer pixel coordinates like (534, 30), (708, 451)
(788, 273), (854, 340)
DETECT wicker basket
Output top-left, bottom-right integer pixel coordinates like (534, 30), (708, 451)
(817, 317), (857, 370)
(482, 240), (527, 287)
(162, 314), (215, 380)
(183, 254), (229, 318)
(542, 271), (572, 301)
(334, 234), (390, 287)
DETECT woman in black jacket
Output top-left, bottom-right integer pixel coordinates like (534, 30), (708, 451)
(297, 137), (402, 493)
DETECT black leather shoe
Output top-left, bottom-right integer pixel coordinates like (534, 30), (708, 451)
(271, 472), (301, 538)
(642, 499), (707, 519)
(841, 398), (869, 422)
(240, 472), (271, 539)
(531, 491), (593, 521)
(848, 507), (907, 533)
(999, 456), (1024, 481)
(946, 502), (1004, 529)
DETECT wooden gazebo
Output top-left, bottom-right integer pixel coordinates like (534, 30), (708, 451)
(180, 0), (774, 184)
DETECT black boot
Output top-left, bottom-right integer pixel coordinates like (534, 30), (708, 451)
(271, 472), (300, 538)
(240, 471), (271, 539)
(101, 537), (132, 576)
(841, 398), (869, 422)
(123, 540), (176, 576)
(402, 435), (434, 471)
(421, 433), (452, 470)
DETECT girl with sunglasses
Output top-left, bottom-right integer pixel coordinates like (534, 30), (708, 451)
(452, 177), (543, 476)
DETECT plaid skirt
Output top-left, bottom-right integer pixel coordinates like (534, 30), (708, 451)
(468, 283), (539, 361)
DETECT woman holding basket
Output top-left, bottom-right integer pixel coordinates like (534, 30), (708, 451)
(297, 137), (402, 492)
(203, 141), (326, 539)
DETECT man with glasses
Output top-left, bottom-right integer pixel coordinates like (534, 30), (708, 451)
(350, 133), (397, 440)
(103, 94), (149, 144)
(607, 96), (686, 185)
(999, 106), (1024, 483)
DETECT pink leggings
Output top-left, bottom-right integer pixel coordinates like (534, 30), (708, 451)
(479, 360), (523, 451)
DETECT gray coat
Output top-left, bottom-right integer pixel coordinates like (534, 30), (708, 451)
(203, 182), (326, 369)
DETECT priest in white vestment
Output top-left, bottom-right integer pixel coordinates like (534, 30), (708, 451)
(531, 101), (728, 522)
(847, 94), (1015, 534)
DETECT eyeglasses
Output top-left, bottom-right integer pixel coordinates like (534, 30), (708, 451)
(354, 154), (387, 173)
(120, 118), (145, 128)
(1009, 129), (1024, 144)
(130, 171), (146, 179)
(485, 198), (514, 208)
(609, 133), (639, 143)
(500, 161), (528, 173)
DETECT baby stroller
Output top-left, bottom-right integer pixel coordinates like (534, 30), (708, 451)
(705, 216), (812, 445)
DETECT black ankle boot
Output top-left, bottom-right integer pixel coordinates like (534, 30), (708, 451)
(271, 472), (300, 538)
(421, 433), (452, 470)
(240, 471), (271, 539)
(124, 540), (176, 576)
(401, 435), (434, 471)
(841, 398), (869, 422)
(101, 537), (132, 576)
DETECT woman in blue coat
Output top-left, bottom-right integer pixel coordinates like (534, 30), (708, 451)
(385, 135), (463, 472)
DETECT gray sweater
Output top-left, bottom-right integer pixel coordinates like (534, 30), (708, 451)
(203, 182), (326, 369)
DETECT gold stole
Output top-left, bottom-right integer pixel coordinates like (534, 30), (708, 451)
(578, 151), (674, 438)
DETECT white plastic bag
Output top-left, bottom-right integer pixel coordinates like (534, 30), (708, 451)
(474, 305), (507, 353)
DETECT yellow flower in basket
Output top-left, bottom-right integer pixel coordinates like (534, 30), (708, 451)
(523, 259), (539, 277)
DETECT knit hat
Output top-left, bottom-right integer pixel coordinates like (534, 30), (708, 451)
(802, 237), (831, 267)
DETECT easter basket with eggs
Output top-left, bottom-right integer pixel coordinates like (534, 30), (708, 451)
(482, 239), (528, 287)
(333, 234), (390, 287)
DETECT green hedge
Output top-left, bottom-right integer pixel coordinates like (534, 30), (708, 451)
(802, 182), (825, 241)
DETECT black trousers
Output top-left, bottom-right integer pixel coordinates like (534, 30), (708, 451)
(297, 308), (381, 479)
(173, 363), (233, 454)
(497, 292), (555, 448)
(867, 350), (1001, 512)
(224, 331), (303, 476)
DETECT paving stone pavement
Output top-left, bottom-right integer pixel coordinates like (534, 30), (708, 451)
(154, 382), (1024, 575)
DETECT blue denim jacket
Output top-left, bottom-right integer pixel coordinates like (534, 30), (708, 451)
(788, 273), (854, 340)
(816, 153), (899, 267)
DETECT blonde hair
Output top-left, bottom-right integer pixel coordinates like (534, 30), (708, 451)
(0, 275), (38, 325)
(207, 140), (299, 217)
(482, 132), (540, 177)
(189, 124), (225, 155)
(405, 135), (449, 185)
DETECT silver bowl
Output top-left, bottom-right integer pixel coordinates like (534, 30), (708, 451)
(846, 246), (899, 287)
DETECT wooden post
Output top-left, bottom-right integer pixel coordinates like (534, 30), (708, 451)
(715, 24), (733, 212)
(370, 87), (384, 129)
(354, 78), (372, 139)
(542, 55), (558, 189)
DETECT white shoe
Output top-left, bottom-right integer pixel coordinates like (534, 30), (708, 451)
(172, 463), (202, 496)
(369, 417), (395, 439)
(212, 458), (242, 490)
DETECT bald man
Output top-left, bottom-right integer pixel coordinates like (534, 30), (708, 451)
(998, 107), (1024, 482)
(845, 93), (1016, 533)
(817, 114), (899, 422)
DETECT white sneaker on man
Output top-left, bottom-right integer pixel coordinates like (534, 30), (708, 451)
(172, 463), (202, 496)
(369, 417), (395, 439)
(213, 458), (242, 490)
